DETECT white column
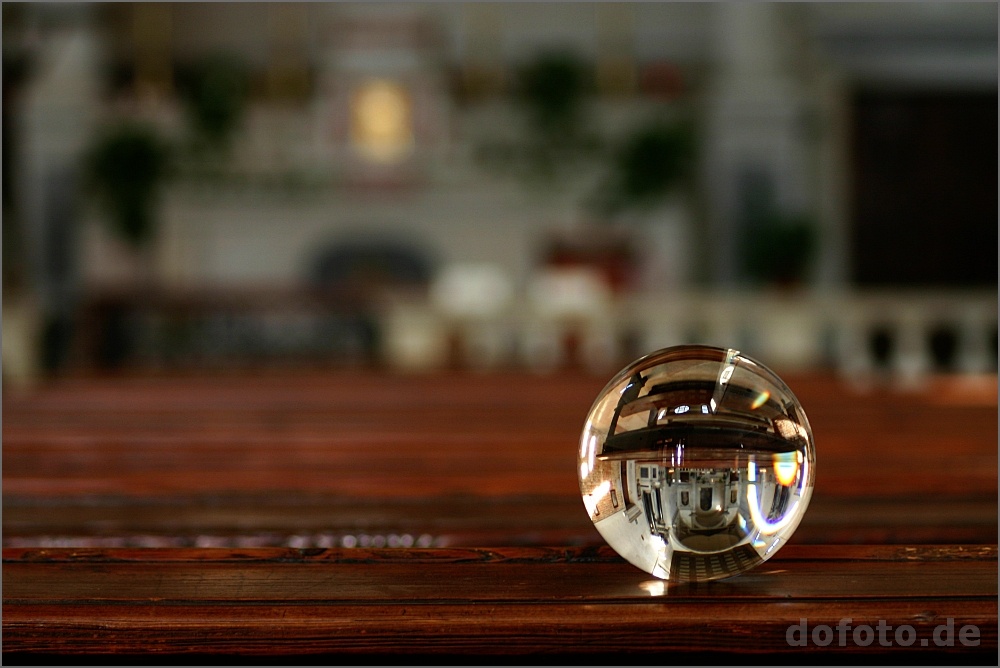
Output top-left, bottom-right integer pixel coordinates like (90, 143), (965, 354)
(19, 19), (101, 311)
(701, 3), (814, 286)
(956, 304), (996, 375)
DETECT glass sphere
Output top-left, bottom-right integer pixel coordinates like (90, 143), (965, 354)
(578, 345), (815, 582)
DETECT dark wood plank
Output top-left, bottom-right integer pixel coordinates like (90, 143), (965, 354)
(4, 372), (994, 499)
(4, 371), (996, 547)
(2, 372), (997, 660)
(5, 600), (997, 659)
(3, 545), (996, 658)
(5, 547), (995, 602)
(3, 491), (996, 549)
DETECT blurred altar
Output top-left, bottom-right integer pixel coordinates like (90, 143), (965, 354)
(3, 2), (996, 387)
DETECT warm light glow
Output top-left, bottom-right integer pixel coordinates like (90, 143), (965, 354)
(592, 480), (611, 502)
(639, 579), (666, 596)
(583, 480), (612, 517)
(579, 433), (598, 480)
(772, 451), (798, 486)
(350, 78), (414, 163)
(747, 461), (800, 535)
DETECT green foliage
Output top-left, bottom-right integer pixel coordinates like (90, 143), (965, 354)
(476, 51), (600, 185)
(178, 53), (250, 152)
(480, 50), (698, 211)
(84, 122), (171, 249)
(744, 212), (817, 286)
(592, 120), (696, 216)
(516, 51), (592, 137)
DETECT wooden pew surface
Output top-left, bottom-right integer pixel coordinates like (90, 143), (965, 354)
(3, 370), (997, 661)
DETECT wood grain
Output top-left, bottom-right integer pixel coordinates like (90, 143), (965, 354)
(3, 371), (997, 659)
(3, 545), (996, 658)
(4, 371), (996, 547)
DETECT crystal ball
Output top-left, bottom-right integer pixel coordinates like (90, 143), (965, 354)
(578, 345), (815, 582)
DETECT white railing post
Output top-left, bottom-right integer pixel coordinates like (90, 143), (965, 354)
(956, 305), (995, 376)
(892, 308), (931, 388)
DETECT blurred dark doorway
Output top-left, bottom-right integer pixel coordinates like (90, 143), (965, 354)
(849, 89), (997, 287)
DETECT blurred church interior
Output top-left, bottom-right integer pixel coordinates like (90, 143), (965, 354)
(3, 2), (997, 384)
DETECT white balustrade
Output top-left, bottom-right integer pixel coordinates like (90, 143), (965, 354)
(381, 288), (997, 382)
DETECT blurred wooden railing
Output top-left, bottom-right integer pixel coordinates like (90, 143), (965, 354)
(20, 283), (993, 383)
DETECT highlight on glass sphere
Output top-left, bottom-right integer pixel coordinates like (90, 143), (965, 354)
(578, 345), (815, 583)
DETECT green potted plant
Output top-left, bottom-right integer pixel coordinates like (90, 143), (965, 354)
(84, 121), (171, 250)
(477, 50), (600, 184)
(743, 211), (817, 288)
(83, 121), (172, 368)
(178, 53), (250, 157)
(590, 118), (696, 217)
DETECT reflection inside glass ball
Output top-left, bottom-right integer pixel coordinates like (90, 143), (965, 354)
(579, 345), (815, 582)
